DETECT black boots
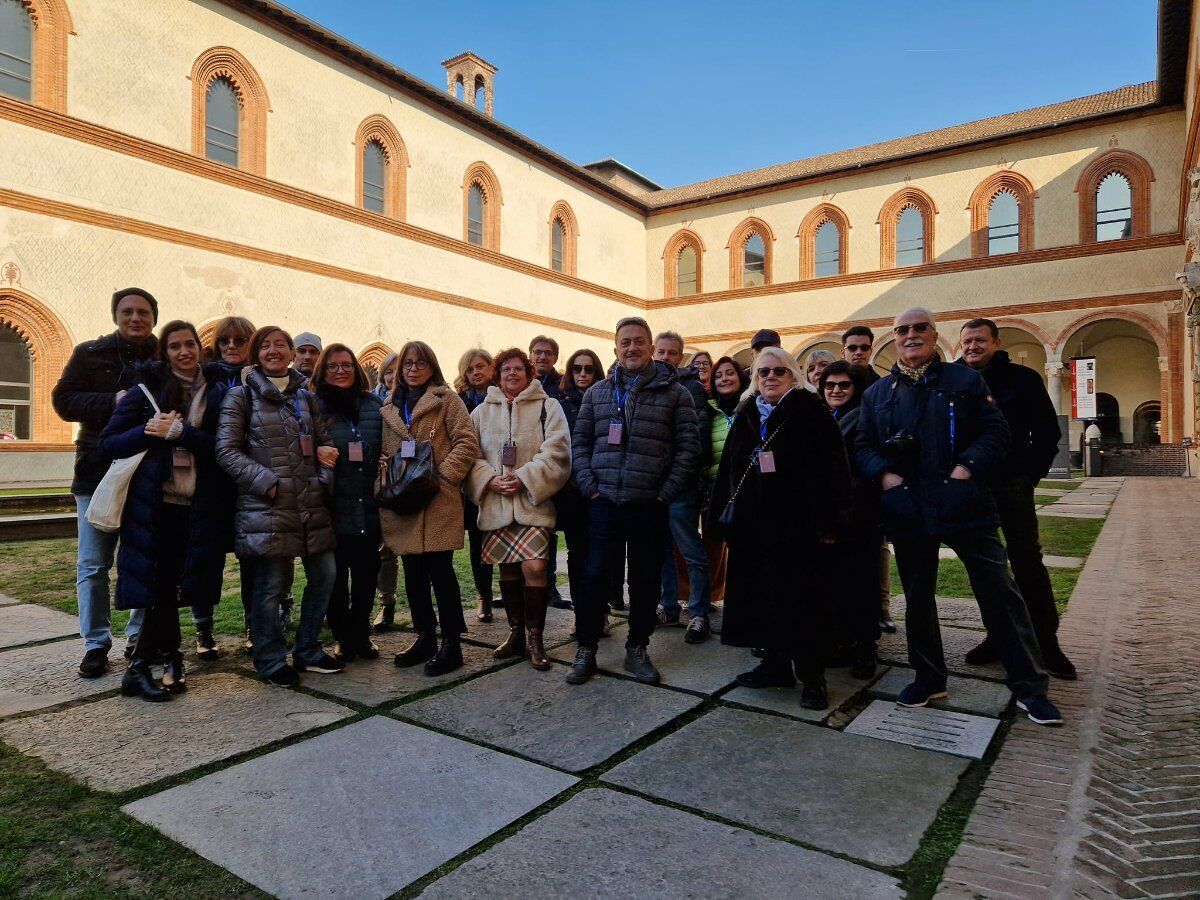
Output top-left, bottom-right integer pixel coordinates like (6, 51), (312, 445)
(121, 659), (171, 702)
(373, 600), (396, 633)
(524, 585), (551, 671)
(493, 580), (526, 660)
(161, 651), (187, 694)
(393, 630), (437, 668)
(565, 646), (597, 684)
(424, 638), (463, 676)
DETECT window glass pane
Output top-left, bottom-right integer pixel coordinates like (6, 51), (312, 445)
(0, 324), (30, 438)
(551, 219), (565, 271)
(0, 0), (33, 103)
(743, 233), (766, 286)
(677, 246), (698, 296)
(987, 190), (1020, 255)
(1096, 172), (1132, 242)
(362, 140), (387, 214)
(814, 220), (840, 277)
(204, 77), (240, 167)
(467, 184), (485, 246)
(895, 206), (925, 266)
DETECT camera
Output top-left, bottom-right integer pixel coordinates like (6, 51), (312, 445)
(883, 431), (919, 460)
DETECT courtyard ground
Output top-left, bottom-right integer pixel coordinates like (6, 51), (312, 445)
(0, 476), (1193, 898)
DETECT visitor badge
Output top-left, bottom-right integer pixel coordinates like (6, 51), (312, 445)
(348, 441), (364, 462)
(300, 434), (314, 457)
(401, 439), (416, 459)
(757, 450), (776, 473)
(607, 422), (623, 445)
(502, 442), (517, 467)
(172, 447), (192, 469)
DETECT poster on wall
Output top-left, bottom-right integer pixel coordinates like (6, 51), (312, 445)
(1070, 356), (1097, 420)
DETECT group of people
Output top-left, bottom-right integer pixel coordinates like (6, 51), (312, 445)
(52, 289), (1069, 724)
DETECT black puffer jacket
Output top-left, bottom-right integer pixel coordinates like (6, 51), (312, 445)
(216, 368), (336, 558)
(669, 363), (712, 480)
(571, 360), (699, 505)
(317, 390), (384, 542)
(52, 332), (158, 495)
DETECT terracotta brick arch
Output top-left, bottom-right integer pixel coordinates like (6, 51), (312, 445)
(355, 115), (409, 220)
(792, 331), (845, 358)
(726, 216), (776, 288)
(16, 0), (72, 112)
(357, 341), (393, 371)
(1074, 149), (1154, 244)
(0, 288), (73, 442)
(662, 228), (705, 298)
(1054, 308), (1167, 357)
(797, 204), (851, 278)
(877, 186), (937, 268)
(190, 46), (271, 176)
(968, 170), (1037, 256)
(196, 319), (219, 350)
(988, 315), (1054, 349)
(462, 161), (502, 250)
(547, 200), (579, 275)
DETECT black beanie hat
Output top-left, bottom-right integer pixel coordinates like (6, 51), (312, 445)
(111, 287), (159, 324)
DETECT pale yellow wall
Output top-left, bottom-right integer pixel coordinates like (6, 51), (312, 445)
(64, 0), (648, 296)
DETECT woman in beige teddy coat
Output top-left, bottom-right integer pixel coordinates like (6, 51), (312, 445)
(465, 347), (571, 669)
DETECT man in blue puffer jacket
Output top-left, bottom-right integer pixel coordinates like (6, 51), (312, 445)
(856, 307), (1063, 727)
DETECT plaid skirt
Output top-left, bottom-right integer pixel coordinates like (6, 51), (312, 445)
(481, 524), (550, 564)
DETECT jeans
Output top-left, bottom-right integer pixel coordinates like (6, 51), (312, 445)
(990, 475), (1062, 654)
(658, 488), (710, 619)
(401, 550), (466, 637)
(328, 538), (382, 649)
(75, 494), (142, 651)
(245, 552), (335, 677)
(577, 498), (669, 649)
(893, 527), (1048, 699)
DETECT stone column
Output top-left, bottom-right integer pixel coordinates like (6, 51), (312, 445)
(1046, 356), (1071, 476)
(1044, 357), (1064, 416)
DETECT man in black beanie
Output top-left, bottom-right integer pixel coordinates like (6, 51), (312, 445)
(53, 288), (159, 678)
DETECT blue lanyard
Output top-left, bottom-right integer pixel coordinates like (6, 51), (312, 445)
(401, 401), (413, 427)
(948, 400), (956, 459)
(612, 375), (639, 419)
(344, 416), (360, 441)
(292, 394), (307, 433)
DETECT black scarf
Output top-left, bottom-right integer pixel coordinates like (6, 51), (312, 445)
(393, 382), (428, 416)
(319, 385), (361, 421)
(716, 392), (740, 416)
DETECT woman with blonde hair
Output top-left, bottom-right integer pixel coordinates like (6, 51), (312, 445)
(455, 348), (496, 621)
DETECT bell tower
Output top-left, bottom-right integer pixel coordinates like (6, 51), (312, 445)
(443, 51), (499, 117)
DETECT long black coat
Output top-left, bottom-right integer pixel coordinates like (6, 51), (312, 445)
(317, 391), (383, 543)
(711, 388), (851, 648)
(97, 362), (233, 611)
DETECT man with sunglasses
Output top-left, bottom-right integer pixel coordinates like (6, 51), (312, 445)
(856, 307), (1063, 726)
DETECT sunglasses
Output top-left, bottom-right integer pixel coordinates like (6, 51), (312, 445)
(893, 322), (933, 336)
(571, 364), (595, 374)
(756, 366), (790, 378)
(844, 343), (871, 353)
(824, 380), (853, 391)
(218, 336), (249, 346)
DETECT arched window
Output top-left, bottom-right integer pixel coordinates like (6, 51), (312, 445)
(0, 0), (33, 102)
(727, 217), (775, 288)
(813, 222), (840, 276)
(354, 115), (408, 220)
(190, 47), (270, 176)
(204, 77), (240, 167)
(547, 200), (579, 275)
(462, 162), (502, 250)
(1074, 149), (1154, 244)
(878, 187), (937, 268)
(798, 204), (851, 278)
(968, 171), (1036, 257)
(361, 141), (386, 214)
(0, 323), (31, 439)
(551, 220), (565, 271)
(987, 191), (1020, 255)
(663, 228), (705, 298)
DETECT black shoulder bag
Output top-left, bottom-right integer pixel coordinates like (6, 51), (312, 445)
(376, 405), (440, 514)
(716, 413), (790, 527)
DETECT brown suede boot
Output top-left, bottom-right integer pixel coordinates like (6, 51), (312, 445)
(493, 580), (526, 659)
(525, 584), (551, 671)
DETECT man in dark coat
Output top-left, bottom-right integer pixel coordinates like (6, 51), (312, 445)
(567, 317), (699, 685)
(528, 334), (568, 607)
(51, 287), (158, 678)
(652, 330), (713, 643)
(958, 318), (1075, 679)
(856, 307), (1063, 726)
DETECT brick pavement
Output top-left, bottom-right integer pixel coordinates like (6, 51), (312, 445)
(937, 478), (1200, 899)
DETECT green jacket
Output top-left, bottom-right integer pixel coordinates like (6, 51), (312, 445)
(706, 399), (734, 485)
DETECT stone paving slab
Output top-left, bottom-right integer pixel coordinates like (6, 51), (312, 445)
(0, 593), (19, 606)
(0, 603), (78, 649)
(401, 663), (700, 772)
(845, 699), (1000, 759)
(0, 673), (352, 791)
(1036, 506), (1108, 519)
(889, 595), (985, 630)
(548, 621), (747, 696)
(0, 637), (128, 717)
(422, 788), (903, 899)
(869, 666), (1012, 717)
(301, 633), (503, 707)
(124, 716), (576, 900)
(603, 706), (969, 867)
(878, 623), (1005, 681)
(723, 666), (880, 722)
(461, 602), (577, 650)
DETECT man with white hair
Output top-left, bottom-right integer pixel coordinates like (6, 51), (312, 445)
(856, 307), (1063, 726)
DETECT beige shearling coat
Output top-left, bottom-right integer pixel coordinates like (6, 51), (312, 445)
(466, 381), (571, 532)
(380, 384), (479, 555)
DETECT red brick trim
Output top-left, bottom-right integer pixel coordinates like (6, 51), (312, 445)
(1167, 309), (1184, 442)
(726, 216), (775, 289)
(1054, 307), (1167, 356)
(1074, 148), (1154, 244)
(662, 228), (705, 298)
(877, 186), (937, 267)
(462, 161), (502, 251)
(354, 115), (408, 221)
(987, 315), (1055, 348)
(797, 203), (851, 279)
(356, 341), (393, 372)
(17, 0), (71, 113)
(189, 46), (270, 176)
(968, 170), (1037, 257)
(547, 200), (579, 276)
(0, 287), (73, 442)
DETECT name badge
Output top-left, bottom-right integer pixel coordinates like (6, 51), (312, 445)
(172, 447), (192, 469)
(347, 441), (364, 463)
(501, 442), (517, 467)
(299, 434), (314, 457)
(757, 450), (776, 474)
(401, 439), (416, 459)
(607, 422), (623, 445)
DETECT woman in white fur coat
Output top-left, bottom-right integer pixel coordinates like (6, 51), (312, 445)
(465, 347), (571, 670)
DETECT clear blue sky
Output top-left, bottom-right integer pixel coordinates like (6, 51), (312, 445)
(280, 0), (1159, 188)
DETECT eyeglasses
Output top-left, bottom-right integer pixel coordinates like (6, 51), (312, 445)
(756, 366), (790, 379)
(531, 349), (555, 358)
(571, 364), (595, 374)
(499, 365), (526, 375)
(893, 322), (933, 336)
(218, 336), (248, 346)
(401, 359), (430, 370)
(824, 380), (853, 391)
(325, 363), (355, 373)
(844, 343), (871, 353)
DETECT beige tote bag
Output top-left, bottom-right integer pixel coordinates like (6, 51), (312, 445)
(85, 384), (160, 534)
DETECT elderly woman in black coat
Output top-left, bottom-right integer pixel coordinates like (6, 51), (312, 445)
(98, 321), (233, 702)
(710, 346), (851, 711)
(819, 360), (882, 678)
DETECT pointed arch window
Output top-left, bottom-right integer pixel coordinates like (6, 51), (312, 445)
(1095, 173), (1132, 241)
(462, 162), (502, 250)
(467, 185), (485, 246)
(354, 116), (408, 219)
(190, 47), (270, 176)
(0, 0), (69, 110)
(798, 204), (851, 279)
(878, 187), (937, 268)
(547, 200), (579, 275)
(663, 229), (705, 298)
(1074, 149), (1153, 244)
(968, 171), (1036, 257)
(0, 0), (33, 102)
(361, 141), (386, 213)
(727, 217), (775, 288)
(0, 323), (31, 439)
(204, 77), (240, 167)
